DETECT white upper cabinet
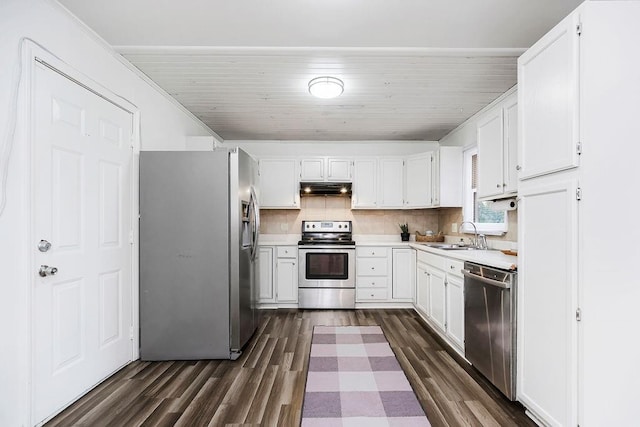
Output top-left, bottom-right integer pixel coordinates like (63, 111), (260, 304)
(405, 153), (433, 208)
(433, 146), (463, 207)
(477, 107), (504, 199)
(352, 159), (378, 208)
(326, 158), (352, 181)
(300, 158), (324, 181)
(258, 159), (300, 209)
(477, 91), (518, 200)
(518, 13), (580, 180)
(378, 158), (405, 208)
(300, 157), (353, 182)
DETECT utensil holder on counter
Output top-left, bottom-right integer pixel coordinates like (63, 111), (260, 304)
(415, 231), (445, 242)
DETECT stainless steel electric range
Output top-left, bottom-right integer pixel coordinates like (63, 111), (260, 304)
(297, 220), (355, 309)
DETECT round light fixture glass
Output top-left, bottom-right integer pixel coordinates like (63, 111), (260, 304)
(308, 76), (344, 99)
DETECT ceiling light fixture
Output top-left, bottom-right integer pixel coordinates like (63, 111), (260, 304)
(308, 76), (344, 99)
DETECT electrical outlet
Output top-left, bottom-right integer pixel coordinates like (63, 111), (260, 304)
(451, 223), (458, 233)
(280, 223), (289, 231)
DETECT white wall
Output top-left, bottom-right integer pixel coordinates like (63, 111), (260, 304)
(222, 140), (439, 158)
(0, 1), (215, 425)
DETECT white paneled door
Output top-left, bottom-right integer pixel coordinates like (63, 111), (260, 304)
(32, 62), (133, 424)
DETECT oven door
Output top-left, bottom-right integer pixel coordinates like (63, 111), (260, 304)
(298, 246), (355, 288)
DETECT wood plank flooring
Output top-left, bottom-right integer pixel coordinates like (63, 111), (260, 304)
(46, 309), (535, 426)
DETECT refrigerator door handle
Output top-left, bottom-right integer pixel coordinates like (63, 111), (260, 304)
(249, 186), (260, 261)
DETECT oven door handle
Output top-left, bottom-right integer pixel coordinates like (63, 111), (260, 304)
(462, 269), (511, 289)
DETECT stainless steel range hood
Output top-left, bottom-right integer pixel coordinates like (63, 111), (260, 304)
(300, 182), (352, 197)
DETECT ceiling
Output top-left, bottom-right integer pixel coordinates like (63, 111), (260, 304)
(58, 0), (584, 141)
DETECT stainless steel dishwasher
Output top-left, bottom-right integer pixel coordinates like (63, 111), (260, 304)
(462, 261), (517, 400)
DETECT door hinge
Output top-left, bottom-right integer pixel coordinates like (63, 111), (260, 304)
(576, 141), (582, 155)
(576, 187), (582, 201)
(576, 308), (582, 321)
(129, 230), (134, 244)
(576, 23), (582, 36)
(129, 326), (135, 340)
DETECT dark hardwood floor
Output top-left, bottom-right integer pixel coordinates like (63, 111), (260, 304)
(46, 309), (535, 426)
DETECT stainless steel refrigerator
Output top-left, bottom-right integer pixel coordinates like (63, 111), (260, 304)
(139, 148), (260, 360)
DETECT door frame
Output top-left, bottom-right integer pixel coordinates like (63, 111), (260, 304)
(22, 41), (140, 425)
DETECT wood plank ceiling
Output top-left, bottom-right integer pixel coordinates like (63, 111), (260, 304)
(123, 50), (517, 141)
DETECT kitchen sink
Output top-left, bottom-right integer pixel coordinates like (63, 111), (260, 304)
(419, 243), (478, 250)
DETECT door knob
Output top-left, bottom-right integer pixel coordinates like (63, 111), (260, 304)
(39, 265), (58, 277)
(38, 240), (52, 252)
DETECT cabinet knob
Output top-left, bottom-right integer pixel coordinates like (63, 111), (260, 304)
(450, 265), (454, 269)
(371, 267), (375, 270)
(496, 184), (501, 188)
(371, 252), (375, 255)
(371, 281), (375, 285)
(503, 183), (507, 187)
(516, 165), (522, 171)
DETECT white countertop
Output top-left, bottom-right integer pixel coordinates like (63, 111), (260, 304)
(259, 234), (517, 270)
(409, 242), (517, 271)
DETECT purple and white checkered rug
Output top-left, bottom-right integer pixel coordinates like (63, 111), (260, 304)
(301, 325), (431, 426)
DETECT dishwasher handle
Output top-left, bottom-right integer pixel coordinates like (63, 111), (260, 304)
(462, 269), (511, 289)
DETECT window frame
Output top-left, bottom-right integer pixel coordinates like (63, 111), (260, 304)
(462, 147), (508, 235)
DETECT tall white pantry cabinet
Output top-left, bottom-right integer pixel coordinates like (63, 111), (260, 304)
(517, 2), (640, 426)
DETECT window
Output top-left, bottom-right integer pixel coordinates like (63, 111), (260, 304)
(462, 147), (507, 234)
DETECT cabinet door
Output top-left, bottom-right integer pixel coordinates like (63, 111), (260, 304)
(427, 265), (447, 332)
(327, 158), (352, 181)
(276, 258), (298, 302)
(517, 177), (578, 427)
(477, 108), (505, 199)
(259, 159), (299, 208)
(258, 247), (275, 302)
(518, 13), (580, 180)
(378, 158), (404, 208)
(392, 248), (415, 300)
(502, 94), (519, 194)
(405, 154), (432, 207)
(300, 158), (324, 181)
(352, 159), (377, 208)
(445, 274), (464, 350)
(415, 263), (430, 316)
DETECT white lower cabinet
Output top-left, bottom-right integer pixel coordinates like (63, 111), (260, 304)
(258, 246), (275, 303)
(356, 246), (415, 304)
(275, 246), (298, 303)
(392, 248), (415, 300)
(444, 264), (464, 350)
(356, 247), (390, 302)
(415, 251), (465, 353)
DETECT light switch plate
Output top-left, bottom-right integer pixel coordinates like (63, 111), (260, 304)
(451, 223), (458, 233)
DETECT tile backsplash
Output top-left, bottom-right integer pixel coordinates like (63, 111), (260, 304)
(260, 197), (517, 241)
(260, 197), (439, 235)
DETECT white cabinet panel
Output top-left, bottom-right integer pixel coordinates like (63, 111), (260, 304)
(445, 274), (464, 350)
(433, 147), (463, 207)
(517, 177), (578, 427)
(477, 108), (504, 199)
(518, 14), (580, 180)
(258, 247), (275, 302)
(378, 158), (404, 208)
(415, 263), (430, 316)
(426, 265), (446, 332)
(392, 248), (415, 300)
(276, 258), (298, 303)
(357, 258), (388, 277)
(300, 158), (324, 181)
(327, 158), (352, 181)
(352, 159), (377, 208)
(503, 95), (519, 194)
(259, 159), (299, 208)
(405, 154), (432, 207)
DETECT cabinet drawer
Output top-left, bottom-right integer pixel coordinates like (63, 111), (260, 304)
(357, 288), (388, 301)
(357, 258), (388, 276)
(277, 246), (297, 258)
(445, 259), (464, 278)
(416, 251), (445, 270)
(357, 276), (388, 289)
(356, 247), (389, 258)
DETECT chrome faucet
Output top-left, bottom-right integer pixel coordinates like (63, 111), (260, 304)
(459, 221), (479, 247)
